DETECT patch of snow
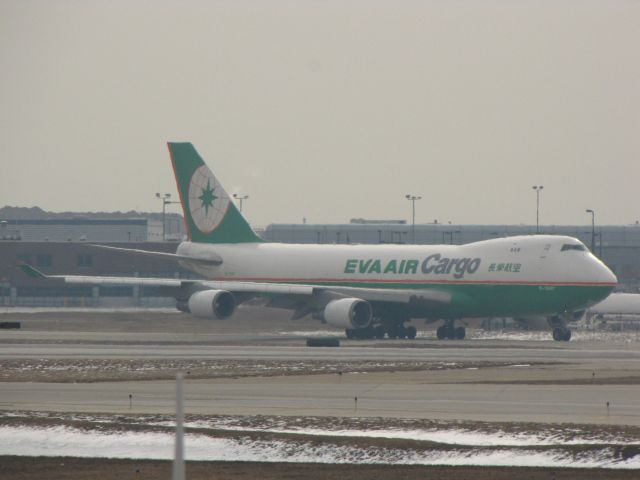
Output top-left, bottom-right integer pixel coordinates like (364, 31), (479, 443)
(470, 329), (640, 343)
(1, 425), (639, 469)
(147, 419), (635, 447)
(280, 330), (343, 337)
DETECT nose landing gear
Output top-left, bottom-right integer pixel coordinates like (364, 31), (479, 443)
(548, 315), (572, 342)
(552, 327), (572, 342)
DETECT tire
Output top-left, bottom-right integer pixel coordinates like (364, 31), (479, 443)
(359, 327), (374, 339)
(552, 327), (563, 341)
(436, 326), (447, 340)
(387, 327), (398, 339)
(563, 329), (572, 342)
(307, 338), (340, 347)
(374, 325), (386, 339)
(406, 325), (417, 339)
(455, 326), (466, 340)
(345, 328), (355, 339)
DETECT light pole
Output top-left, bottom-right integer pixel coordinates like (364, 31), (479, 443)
(233, 193), (249, 212)
(156, 193), (179, 241)
(586, 209), (595, 253)
(156, 193), (171, 241)
(405, 194), (422, 244)
(532, 186), (544, 234)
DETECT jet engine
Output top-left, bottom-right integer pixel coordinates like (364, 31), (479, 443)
(186, 289), (236, 319)
(323, 298), (372, 329)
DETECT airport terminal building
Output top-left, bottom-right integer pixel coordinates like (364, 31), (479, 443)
(1, 220), (639, 307)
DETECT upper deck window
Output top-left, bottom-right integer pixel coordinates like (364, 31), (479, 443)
(561, 244), (586, 252)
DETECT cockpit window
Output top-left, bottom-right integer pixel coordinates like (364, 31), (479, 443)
(561, 244), (586, 252)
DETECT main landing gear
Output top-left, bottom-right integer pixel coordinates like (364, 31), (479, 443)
(552, 328), (572, 341)
(436, 319), (466, 340)
(548, 315), (572, 342)
(345, 323), (417, 340)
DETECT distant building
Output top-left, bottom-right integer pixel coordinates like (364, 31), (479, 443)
(349, 218), (407, 225)
(0, 241), (197, 307)
(0, 218), (164, 243)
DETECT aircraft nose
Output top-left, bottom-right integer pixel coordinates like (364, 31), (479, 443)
(594, 257), (617, 285)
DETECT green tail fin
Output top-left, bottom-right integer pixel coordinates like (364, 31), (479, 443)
(167, 142), (263, 244)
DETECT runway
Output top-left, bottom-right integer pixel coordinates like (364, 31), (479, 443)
(0, 340), (637, 359)
(1, 310), (640, 425)
(2, 310), (640, 476)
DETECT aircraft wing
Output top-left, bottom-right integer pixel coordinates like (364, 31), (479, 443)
(19, 263), (312, 295)
(20, 263), (449, 306)
(87, 244), (223, 266)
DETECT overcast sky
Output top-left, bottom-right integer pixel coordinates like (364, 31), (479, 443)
(2, 1), (638, 227)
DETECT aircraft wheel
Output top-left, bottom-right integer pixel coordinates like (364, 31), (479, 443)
(406, 325), (417, 339)
(360, 327), (374, 339)
(552, 327), (563, 341)
(436, 326), (447, 340)
(455, 326), (466, 340)
(374, 325), (386, 339)
(563, 329), (572, 342)
(345, 328), (355, 339)
(388, 325), (403, 339)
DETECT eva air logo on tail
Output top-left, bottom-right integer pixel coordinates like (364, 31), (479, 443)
(188, 165), (230, 234)
(169, 142), (263, 244)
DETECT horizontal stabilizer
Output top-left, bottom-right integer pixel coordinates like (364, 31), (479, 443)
(19, 263), (48, 279)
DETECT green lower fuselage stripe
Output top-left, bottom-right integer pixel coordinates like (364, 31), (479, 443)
(233, 278), (613, 318)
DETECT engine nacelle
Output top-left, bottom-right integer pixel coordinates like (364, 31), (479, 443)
(323, 298), (372, 329)
(186, 289), (236, 319)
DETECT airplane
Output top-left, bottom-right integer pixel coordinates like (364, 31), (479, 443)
(21, 142), (618, 342)
(514, 293), (640, 332)
(583, 292), (640, 330)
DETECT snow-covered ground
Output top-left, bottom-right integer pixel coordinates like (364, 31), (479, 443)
(469, 329), (640, 343)
(177, 421), (633, 447)
(282, 328), (640, 343)
(1, 425), (639, 468)
(2, 413), (639, 469)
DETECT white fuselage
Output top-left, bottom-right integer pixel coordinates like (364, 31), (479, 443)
(176, 235), (615, 288)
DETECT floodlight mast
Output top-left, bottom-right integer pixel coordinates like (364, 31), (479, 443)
(405, 194), (422, 244)
(233, 193), (249, 212)
(532, 186), (544, 234)
(586, 209), (595, 254)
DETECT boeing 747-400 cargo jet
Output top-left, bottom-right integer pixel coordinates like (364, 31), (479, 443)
(22, 143), (617, 341)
